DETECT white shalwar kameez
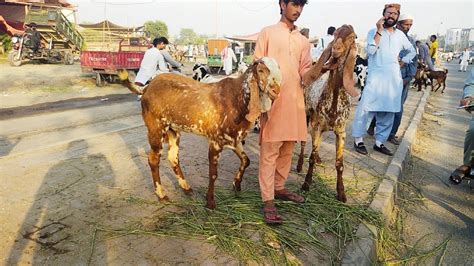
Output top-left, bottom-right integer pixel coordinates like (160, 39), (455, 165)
(460, 50), (470, 72)
(221, 47), (237, 75)
(352, 28), (416, 143)
(135, 47), (168, 85)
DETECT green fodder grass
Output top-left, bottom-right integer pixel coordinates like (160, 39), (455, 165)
(100, 178), (383, 264)
(377, 180), (452, 265)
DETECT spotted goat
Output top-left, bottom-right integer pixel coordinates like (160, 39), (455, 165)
(119, 58), (281, 209)
(297, 24), (359, 202)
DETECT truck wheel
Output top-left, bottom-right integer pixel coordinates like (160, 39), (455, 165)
(64, 52), (74, 65)
(8, 51), (22, 67)
(96, 73), (104, 87)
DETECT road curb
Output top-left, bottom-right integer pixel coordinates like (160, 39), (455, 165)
(341, 88), (431, 265)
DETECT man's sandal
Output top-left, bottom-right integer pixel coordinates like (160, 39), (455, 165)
(449, 167), (470, 184)
(262, 206), (283, 225)
(275, 190), (306, 203)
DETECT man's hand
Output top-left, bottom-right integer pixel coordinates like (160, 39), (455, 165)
(460, 96), (472, 107)
(399, 61), (405, 67)
(376, 17), (385, 32)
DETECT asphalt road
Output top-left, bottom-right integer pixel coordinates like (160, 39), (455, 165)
(398, 63), (473, 265)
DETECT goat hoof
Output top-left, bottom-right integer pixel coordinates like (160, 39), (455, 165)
(301, 182), (310, 192)
(205, 201), (216, 209)
(337, 193), (347, 203)
(296, 165), (302, 173)
(183, 188), (193, 195)
(233, 182), (242, 192)
(158, 195), (170, 202)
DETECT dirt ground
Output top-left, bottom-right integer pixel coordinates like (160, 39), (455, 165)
(0, 59), (425, 264)
(393, 64), (473, 265)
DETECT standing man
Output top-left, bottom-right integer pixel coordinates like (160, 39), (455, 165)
(429, 34), (438, 65)
(254, 0), (312, 224)
(416, 40), (436, 70)
(351, 3), (416, 156)
(459, 48), (470, 72)
(387, 14), (417, 145)
(221, 43), (237, 76)
(312, 26), (335, 60)
(135, 37), (168, 86)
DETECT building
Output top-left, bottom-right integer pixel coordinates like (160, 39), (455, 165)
(446, 27), (474, 51)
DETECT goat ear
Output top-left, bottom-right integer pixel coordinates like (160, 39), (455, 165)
(342, 41), (359, 97)
(245, 65), (265, 122)
(303, 41), (333, 87)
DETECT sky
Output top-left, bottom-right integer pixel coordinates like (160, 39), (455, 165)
(68, 0), (474, 40)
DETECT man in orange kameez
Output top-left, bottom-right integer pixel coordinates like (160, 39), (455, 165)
(254, 0), (312, 224)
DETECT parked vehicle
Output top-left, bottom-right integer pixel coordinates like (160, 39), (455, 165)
(9, 32), (75, 66)
(8, 6), (83, 67)
(80, 37), (150, 86)
(206, 39), (229, 73)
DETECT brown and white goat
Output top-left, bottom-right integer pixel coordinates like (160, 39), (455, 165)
(119, 58), (281, 209)
(297, 25), (358, 202)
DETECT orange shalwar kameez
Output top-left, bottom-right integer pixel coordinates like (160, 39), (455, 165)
(254, 22), (312, 202)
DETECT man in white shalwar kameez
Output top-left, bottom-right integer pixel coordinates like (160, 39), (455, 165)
(221, 44), (237, 76)
(460, 48), (470, 72)
(135, 37), (169, 85)
(351, 3), (416, 156)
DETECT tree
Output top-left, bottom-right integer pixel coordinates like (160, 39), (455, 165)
(175, 28), (198, 45)
(195, 34), (209, 45)
(144, 20), (168, 39)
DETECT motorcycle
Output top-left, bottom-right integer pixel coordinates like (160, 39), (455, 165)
(8, 32), (75, 67)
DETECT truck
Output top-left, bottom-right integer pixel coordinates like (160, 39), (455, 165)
(8, 5), (83, 66)
(206, 38), (229, 73)
(80, 37), (150, 86)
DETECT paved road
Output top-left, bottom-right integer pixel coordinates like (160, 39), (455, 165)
(399, 63), (473, 265)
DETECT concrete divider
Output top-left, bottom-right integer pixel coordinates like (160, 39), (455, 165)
(341, 88), (430, 265)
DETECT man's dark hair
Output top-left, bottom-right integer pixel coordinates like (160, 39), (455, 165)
(327, 26), (336, 35)
(431, 35), (437, 40)
(415, 40), (420, 45)
(279, 0), (308, 15)
(153, 37), (169, 47)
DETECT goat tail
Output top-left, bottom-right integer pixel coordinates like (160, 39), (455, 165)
(445, 69), (448, 74)
(117, 69), (143, 95)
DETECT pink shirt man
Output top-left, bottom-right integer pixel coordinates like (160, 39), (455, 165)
(254, 22), (312, 142)
(254, 16), (312, 224)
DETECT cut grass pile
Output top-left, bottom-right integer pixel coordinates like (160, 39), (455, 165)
(99, 178), (382, 264)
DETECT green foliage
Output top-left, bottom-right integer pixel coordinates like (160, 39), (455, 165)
(0, 34), (12, 52)
(174, 28), (208, 45)
(175, 28), (197, 45)
(144, 20), (168, 39)
(195, 34), (209, 45)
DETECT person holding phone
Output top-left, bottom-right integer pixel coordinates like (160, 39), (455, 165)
(351, 3), (416, 156)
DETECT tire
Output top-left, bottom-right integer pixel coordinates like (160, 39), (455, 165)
(96, 73), (104, 87)
(64, 52), (74, 65)
(8, 50), (22, 67)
